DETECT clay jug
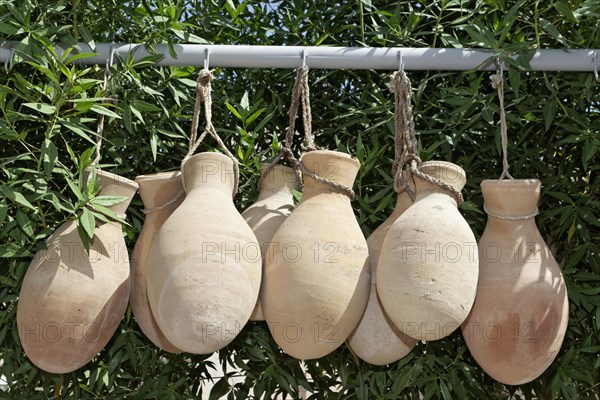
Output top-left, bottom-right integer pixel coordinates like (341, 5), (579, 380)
(348, 189), (418, 365)
(17, 169), (138, 373)
(130, 172), (183, 352)
(262, 150), (370, 360)
(377, 161), (478, 341)
(462, 179), (568, 385)
(242, 164), (299, 321)
(146, 152), (261, 354)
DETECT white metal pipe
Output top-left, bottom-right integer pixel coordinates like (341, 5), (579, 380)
(0, 42), (598, 71)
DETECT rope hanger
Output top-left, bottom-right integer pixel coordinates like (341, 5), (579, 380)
(183, 48), (241, 194)
(483, 59), (539, 221)
(392, 52), (464, 205)
(259, 50), (356, 199)
(489, 62), (513, 180)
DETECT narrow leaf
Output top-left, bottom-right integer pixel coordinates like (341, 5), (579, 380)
(555, 1), (579, 23)
(92, 203), (127, 225)
(65, 176), (85, 201)
(60, 119), (97, 144)
(225, 102), (243, 120)
(92, 195), (127, 207)
(90, 104), (122, 119)
(150, 132), (158, 162)
(0, 186), (36, 210)
(79, 207), (96, 239)
(240, 91), (250, 111)
(22, 103), (57, 115)
(539, 18), (568, 44)
(16, 210), (34, 238)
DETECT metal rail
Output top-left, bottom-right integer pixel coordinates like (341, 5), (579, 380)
(1, 42), (599, 72)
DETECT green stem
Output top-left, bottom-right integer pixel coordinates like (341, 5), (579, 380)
(72, 0), (79, 39)
(432, 3), (445, 48)
(534, 0), (540, 47)
(358, 0), (365, 44)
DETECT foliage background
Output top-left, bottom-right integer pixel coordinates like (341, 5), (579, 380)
(1, 0), (599, 398)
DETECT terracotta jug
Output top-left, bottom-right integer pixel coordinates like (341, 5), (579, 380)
(146, 152), (261, 354)
(17, 169), (138, 373)
(462, 179), (568, 385)
(130, 172), (183, 352)
(348, 189), (418, 365)
(242, 164), (299, 321)
(262, 150), (370, 360)
(377, 161), (478, 341)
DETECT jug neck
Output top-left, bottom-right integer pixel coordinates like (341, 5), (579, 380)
(390, 190), (414, 218)
(413, 161), (466, 206)
(257, 164), (300, 202)
(136, 171), (183, 210)
(84, 168), (139, 216)
(300, 150), (359, 199)
(481, 179), (540, 221)
(181, 152), (236, 197)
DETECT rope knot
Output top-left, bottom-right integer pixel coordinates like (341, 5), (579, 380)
(490, 73), (502, 90)
(281, 147), (294, 158)
(301, 139), (317, 153)
(405, 154), (422, 165)
(196, 69), (214, 100)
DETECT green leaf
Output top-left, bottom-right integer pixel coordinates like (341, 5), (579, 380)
(92, 195), (127, 207)
(208, 376), (230, 400)
(12, 361), (32, 375)
(0, 22), (25, 35)
(439, 380), (452, 400)
(460, 200), (484, 214)
(60, 119), (97, 144)
(240, 91), (250, 111)
(86, 168), (100, 197)
(542, 98), (556, 132)
(90, 104), (122, 119)
(129, 104), (145, 123)
(582, 140), (596, 170)
(291, 188), (302, 202)
(555, 1), (579, 23)
(77, 221), (91, 253)
(580, 287), (600, 296)
(74, 100), (96, 113)
(22, 103), (57, 115)
(423, 381), (439, 400)
(0, 243), (32, 258)
(16, 210), (34, 238)
(79, 207), (96, 239)
(245, 108), (265, 126)
(64, 52), (98, 65)
(545, 191), (573, 204)
(150, 132), (158, 162)
(91, 203), (127, 225)
(66, 176), (85, 201)
(539, 18), (568, 44)
(41, 139), (58, 176)
(390, 367), (412, 397)
(225, 102), (243, 121)
(171, 29), (209, 44)
(0, 200), (8, 226)
(79, 25), (96, 50)
(0, 186), (36, 210)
